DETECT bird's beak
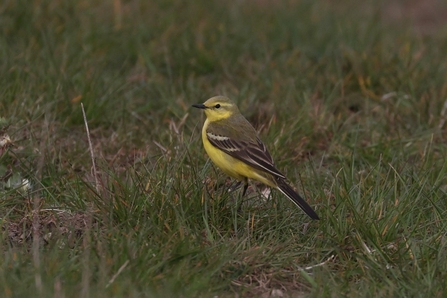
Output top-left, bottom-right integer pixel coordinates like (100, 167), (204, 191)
(192, 104), (208, 109)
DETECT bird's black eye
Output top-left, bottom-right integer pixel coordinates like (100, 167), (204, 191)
(215, 104), (221, 109)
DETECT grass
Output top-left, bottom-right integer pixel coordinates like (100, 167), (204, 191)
(1, 0), (447, 296)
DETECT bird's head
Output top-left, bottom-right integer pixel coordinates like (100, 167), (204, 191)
(192, 96), (240, 121)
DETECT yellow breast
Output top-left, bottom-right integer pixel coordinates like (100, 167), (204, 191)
(201, 119), (275, 187)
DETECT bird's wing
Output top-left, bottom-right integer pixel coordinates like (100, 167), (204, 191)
(206, 122), (286, 179)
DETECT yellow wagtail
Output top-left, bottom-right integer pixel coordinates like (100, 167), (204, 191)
(192, 96), (319, 220)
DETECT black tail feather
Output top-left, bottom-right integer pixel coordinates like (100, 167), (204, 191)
(276, 178), (319, 220)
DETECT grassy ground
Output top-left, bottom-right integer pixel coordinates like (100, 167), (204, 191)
(1, 0), (447, 297)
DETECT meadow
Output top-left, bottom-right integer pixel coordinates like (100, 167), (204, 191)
(1, 0), (447, 297)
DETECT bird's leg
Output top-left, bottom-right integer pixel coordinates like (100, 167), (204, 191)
(235, 179), (249, 212)
(228, 180), (243, 192)
(242, 182), (248, 197)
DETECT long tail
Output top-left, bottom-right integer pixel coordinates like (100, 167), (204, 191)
(275, 178), (319, 220)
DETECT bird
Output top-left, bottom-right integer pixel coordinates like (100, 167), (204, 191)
(192, 96), (319, 220)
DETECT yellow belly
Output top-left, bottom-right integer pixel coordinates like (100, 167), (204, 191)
(201, 121), (275, 188)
